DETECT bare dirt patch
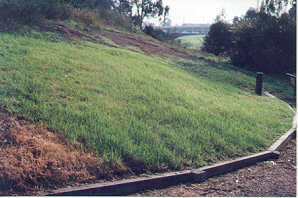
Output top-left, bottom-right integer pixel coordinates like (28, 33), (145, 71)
(53, 24), (197, 60)
(50, 23), (215, 62)
(0, 112), (127, 195)
(101, 30), (198, 59)
(135, 138), (296, 197)
(55, 24), (118, 48)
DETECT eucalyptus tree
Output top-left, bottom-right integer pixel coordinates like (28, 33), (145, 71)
(115, 0), (169, 29)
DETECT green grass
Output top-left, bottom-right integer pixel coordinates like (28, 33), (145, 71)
(173, 56), (295, 102)
(176, 35), (205, 49)
(0, 32), (294, 173)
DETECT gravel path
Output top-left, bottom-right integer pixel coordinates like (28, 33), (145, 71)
(134, 138), (296, 197)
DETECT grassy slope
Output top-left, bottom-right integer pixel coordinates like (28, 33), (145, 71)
(0, 32), (293, 172)
(173, 56), (295, 102)
(176, 35), (205, 49)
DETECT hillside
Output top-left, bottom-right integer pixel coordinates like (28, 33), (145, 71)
(0, 21), (295, 195)
(176, 35), (205, 49)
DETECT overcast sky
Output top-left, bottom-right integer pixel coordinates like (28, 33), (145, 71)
(160, 0), (259, 25)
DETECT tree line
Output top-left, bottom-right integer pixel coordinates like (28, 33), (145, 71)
(203, 0), (296, 74)
(0, 0), (169, 31)
(62, 0), (169, 28)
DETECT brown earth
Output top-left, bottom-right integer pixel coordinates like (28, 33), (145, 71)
(101, 30), (201, 60)
(135, 138), (296, 197)
(0, 111), (127, 195)
(54, 24), (203, 60)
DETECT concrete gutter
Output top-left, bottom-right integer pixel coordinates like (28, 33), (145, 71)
(47, 115), (296, 196)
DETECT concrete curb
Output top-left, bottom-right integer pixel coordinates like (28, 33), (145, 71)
(195, 151), (280, 179)
(48, 170), (195, 196)
(47, 116), (297, 196)
(47, 151), (281, 196)
(268, 128), (296, 152)
(268, 111), (296, 152)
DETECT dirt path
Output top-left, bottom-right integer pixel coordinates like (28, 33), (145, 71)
(134, 138), (296, 197)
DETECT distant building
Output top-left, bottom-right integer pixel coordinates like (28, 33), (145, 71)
(182, 23), (210, 28)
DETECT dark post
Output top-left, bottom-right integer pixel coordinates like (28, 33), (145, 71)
(256, 72), (264, 95)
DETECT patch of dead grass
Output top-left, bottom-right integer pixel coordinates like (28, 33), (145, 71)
(0, 113), (127, 195)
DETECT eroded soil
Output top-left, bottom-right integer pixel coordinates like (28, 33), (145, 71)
(54, 24), (203, 60)
(101, 30), (200, 60)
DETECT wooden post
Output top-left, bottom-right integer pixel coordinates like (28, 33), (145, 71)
(286, 73), (296, 98)
(256, 72), (264, 95)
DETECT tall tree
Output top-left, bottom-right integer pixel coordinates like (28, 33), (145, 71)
(161, 17), (171, 27)
(203, 10), (232, 56)
(230, 2), (296, 74)
(114, 0), (169, 29)
(202, 21), (232, 56)
(215, 9), (227, 22)
(261, 0), (296, 16)
(162, 5), (170, 25)
(116, 0), (133, 17)
(130, 0), (169, 28)
(245, 7), (258, 19)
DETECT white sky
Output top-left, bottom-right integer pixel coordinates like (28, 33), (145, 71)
(158, 0), (259, 25)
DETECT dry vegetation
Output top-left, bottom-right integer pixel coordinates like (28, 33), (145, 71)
(0, 111), (128, 195)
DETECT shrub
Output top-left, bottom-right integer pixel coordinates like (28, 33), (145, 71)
(143, 25), (168, 41)
(67, 5), (132, 31)
(203, 7), (296, 74)
(202, 21), (233, 56)
(230, 12), (296, 74)
(99, 9), (132, 30)
(66, 6), (103, 31)
(0, 0), (68, 30)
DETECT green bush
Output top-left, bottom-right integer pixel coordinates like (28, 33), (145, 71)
(203, 7), (296, 74)
(202, 21), (232, 56)
(66, 6), (103, 31)
(0, 0), (68, 30)
(99, 9), (132, 30)
(230, 12), (296, 74)
(66, 6), (132, 31)
(143, 25), (171, 41)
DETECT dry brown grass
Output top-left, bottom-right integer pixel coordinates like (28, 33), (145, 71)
(66, 6), (103, 31)
(0, 113), (127, 195)
(65, 6), (132, 32)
